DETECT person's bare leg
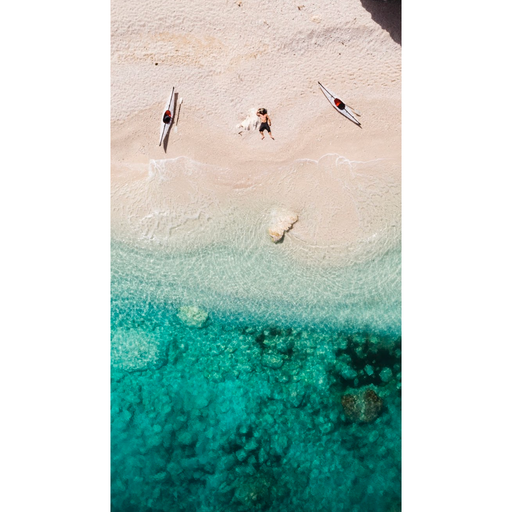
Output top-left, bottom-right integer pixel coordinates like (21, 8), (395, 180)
(269, 131), (274, 140)
(260, 132), (265, 139)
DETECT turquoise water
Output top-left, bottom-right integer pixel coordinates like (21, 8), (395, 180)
(111, 233), (401, 511)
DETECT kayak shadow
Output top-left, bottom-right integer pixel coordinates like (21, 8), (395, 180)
(163, 91), (179, 152)
(163, 127), (171, 152)
(360, 0), (401, 45)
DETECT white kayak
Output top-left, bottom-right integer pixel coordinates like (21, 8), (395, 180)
(318, 82), (361, 127)
(159, 87), (175, 146)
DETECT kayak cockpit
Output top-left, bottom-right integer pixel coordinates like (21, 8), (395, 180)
(334, 98), (346, 110)
(163, 110), (172, 124)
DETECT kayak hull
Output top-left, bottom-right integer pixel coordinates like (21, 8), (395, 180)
(159, 87), (176, 146)
(318, 82), (361, 126)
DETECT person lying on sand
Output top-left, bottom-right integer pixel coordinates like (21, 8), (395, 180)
(256, 108), (274, 140)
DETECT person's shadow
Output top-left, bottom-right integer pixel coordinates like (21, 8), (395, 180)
(360, 0), (401, 46)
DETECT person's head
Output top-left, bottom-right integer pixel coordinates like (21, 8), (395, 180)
(257, 108), (267, 115)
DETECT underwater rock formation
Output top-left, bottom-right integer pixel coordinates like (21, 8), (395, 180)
(234, 474), (277, 510)
(111, 328), (167, 372)
(177, 305), (209, 328)
(341, 388), (383, 423)
(379, 367), (393, 383)
(268, 209), (298, 243)
(262, 353), (284, 369)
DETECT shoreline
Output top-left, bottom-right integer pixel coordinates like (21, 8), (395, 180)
(111, 0), (401, 191)
(111, 235), (401, 336)
(111, 150), (400, 263)
(110, 2), (402, 508)
(111, 0), (401, 286)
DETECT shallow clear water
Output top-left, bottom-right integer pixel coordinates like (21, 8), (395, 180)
(112, 237), (400, 334)
(111, 155), (401, 511)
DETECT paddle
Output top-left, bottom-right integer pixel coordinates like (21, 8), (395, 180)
(346, 105), (361, 117)
(175, 98), (183, 128)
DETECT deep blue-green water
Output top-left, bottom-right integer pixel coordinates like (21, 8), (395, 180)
(111, 236), (401, 511)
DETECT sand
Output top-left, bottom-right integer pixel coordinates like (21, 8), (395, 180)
(111, 0), (401, 260)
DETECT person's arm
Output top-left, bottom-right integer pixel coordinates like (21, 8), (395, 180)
(267, 116), (271, 126)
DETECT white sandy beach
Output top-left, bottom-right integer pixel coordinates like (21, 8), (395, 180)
(111, 0), (401, 261)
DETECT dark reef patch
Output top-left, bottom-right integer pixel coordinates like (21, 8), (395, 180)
(111, 306), (401, 511)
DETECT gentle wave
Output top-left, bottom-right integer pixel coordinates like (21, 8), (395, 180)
(111, 153), (400, 333)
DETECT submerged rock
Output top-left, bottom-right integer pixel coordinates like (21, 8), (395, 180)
(268, 208), (298, 243)
(177, 306), (208, 328)
(271, 434), (289, 455)
(176, 431), (197, 446)
(236, 448), (249, 462)
(341, 389), (383, 423)
(289, 383), (306, 407)
(369, 430), (380, 443)
(275, 337), (295, 354)
(340, 363), (358, 381)
(379, 367), (393, 383)
(245, 438), (259, 452)
(234, 474), (276, 510)
(111, 328), (166, 372)
(364, 364), (374, 376)
(262, 353), (284, 369)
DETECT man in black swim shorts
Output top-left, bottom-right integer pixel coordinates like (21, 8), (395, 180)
(256, 108), (274, 140)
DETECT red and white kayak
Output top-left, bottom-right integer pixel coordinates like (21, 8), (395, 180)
(159, 87), (175, 146)
(318, 82), (361, 127)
